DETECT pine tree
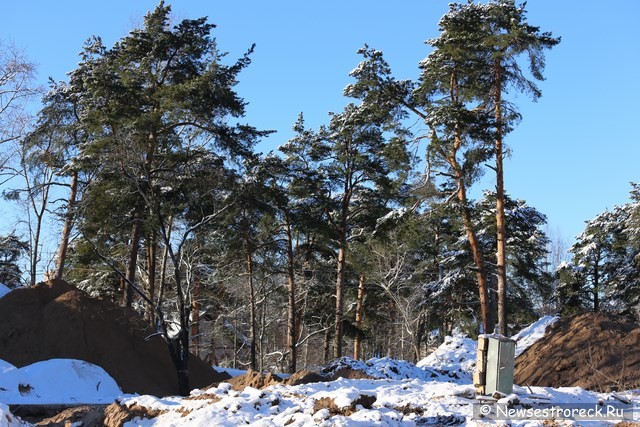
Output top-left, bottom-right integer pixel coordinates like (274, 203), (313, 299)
(63, 3), (264, 395)
(474, 191), (552, 328)
(348, 26), (497, 332)
(473, 0), (560, 334)
(418, 10), (497, 333)
(569, 207), (631, 313)
(347, 2), (559, 334)
(280, 102), (412, 358)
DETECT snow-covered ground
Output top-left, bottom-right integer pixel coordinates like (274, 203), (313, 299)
(0, 359), (121, 405)
(0, 318), (638, 426)
(116, 379), (639, 427)
(512, 315), (558, 357)
(416, 333), (477, 381)
(0, 283), (11, 299)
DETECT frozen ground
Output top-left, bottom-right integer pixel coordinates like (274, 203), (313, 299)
(0, 317), (637, 426)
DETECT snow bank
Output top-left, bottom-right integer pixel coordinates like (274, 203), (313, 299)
(121, 377), (474, 426)
(117, 373), (637, 426)
(0, 402), (29, 427)
(414, 316), (557, 382)
(416, 334), (477, 381)
(512, 315), (558, 357)
(0, 359), (122, 405)
(0, 360), (15, 374)
(323, 356), (440, 381)
(363, 357), (439, 381)
(0, 284), (11, 299)
(213, 366), (247, 378)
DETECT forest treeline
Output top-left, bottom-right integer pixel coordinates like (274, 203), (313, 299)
(0, 1), (637, 396)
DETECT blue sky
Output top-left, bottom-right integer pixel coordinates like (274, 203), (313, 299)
(3, 0), (640, 248)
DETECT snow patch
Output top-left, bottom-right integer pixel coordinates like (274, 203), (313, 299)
(0, 359), (122, 405)
(0, 283), (11, 299)
(0, 359), (16, 375)
(512, 315), (559, 357)
(213, 366), (247, 378)
(323, 356), (440, 381)
(0, 402), (29, 427)
(417, 333), (477, 382)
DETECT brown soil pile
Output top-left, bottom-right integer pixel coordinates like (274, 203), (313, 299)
(24, 405), (107, 427)
(313, 394), (376, 416)
(227, 370), (284, 391)
(0, 279), (229, 396)
(103, 402), (165, 427)
(329, 367), (375, 380)
(286, 370), (328, 386)
(226, 369), (330, 391)
(514, 312), (640, 391)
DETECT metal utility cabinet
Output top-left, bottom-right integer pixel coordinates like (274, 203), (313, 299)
(474, 335), (515, 395)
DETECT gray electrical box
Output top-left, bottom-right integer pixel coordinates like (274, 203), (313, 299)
(484, 336), (515, 395)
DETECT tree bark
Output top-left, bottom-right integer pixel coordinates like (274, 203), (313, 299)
(284, 216), (297, 373)
(441, 65), (493, 334)
(146, 233), (157, 326)
(166, 331), (190, 396)
(323, 325), (331, 364)
(494, 61), (508, 335)
(246, 250), (257, 370)
(333, 242), (347, 359)
(55, 170), (78, 280)
(353, 273), (365, 360)
(191, 273), (201, 356)
(124, 216), (142, 308)
(447, 140), (493, 334)
(158, 235), (191, 396)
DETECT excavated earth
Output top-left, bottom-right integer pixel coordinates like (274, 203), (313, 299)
(514, 311), (640, 392)
(0, 279), (228, 397)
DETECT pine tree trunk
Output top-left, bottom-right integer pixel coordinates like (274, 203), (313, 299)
(55, 170), (78, 280)
(191, 273), (201, 356)
(124, 217), (142, 308)
(445, 67), (493, 334)
(353, 273), (365, 360)
(323, 326), (331, 364)
(460, 195), (492, 334)
(163, 246), (190, 396)
(284, 217), (297, 374)
(449, 147), (493, 334)
(494, 61), (508, 336)
(593, 252), (600, 312)
(146, 233), (157, 326)
(166, 331), (190, 396)
(30, 208), (44, 286)
(333, 242), (347, 359)
(246, 250), (257, 370)
(158, 215), (173, 309)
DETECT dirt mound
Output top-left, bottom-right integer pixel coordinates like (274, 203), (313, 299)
(514, 312), (640, 391)
(320, 358), (376, 380)
(103, 402), (164, 427)
(19, 404), (107, 427)
(286, 370), (328, 386)
(313, 394), (376, 416)
(0, 279), (229, 396)
(225, 369), (331, 391)
(226, 370), (284, 391)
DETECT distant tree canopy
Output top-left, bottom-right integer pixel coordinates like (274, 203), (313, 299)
(0, 235), (28, 288)
(558, 184), (640, 319)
